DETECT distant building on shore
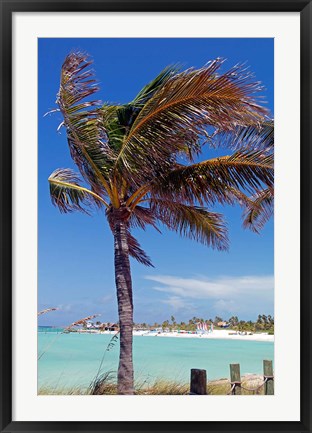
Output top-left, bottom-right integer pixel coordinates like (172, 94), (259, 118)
(105, 323), (119, 331)
(217, 321), (229, 328)
(84, 321), (119, 331)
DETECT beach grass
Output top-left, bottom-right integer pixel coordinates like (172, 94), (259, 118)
(38, 374), (266, 396)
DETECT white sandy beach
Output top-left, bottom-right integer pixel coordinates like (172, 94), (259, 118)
(137, 330), (273, 342)
(94, 329), (274, 342)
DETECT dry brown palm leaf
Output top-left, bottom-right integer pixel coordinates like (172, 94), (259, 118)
(114, 59), (268, 184)
(214, 120), (274, 152)
(150, 149), (273, 206)
(150, 199), (229, 251)
(129, 205), (160, 233)
(58, 52), (114, 198)
(242, 187), (274, 233)
(126, 231), (154, 267)
(38, 307), (58, 316)
(64, 314), (100, 331)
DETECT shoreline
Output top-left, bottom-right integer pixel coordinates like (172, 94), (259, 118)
(73, 329), (274, 342)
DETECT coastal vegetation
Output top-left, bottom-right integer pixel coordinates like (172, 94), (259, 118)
(48, 52), (274, 394)
(147, 314), (274, 334)
(38, 374), (267, 396)
(79, 314), (274, 334)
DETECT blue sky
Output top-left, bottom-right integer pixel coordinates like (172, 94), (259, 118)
(38, 38), (274, 326)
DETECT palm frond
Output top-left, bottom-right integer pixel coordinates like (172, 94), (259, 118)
(104, 204), (154, 266)
(38, 308), (58, 316)
(49, 168), (106, 213)
(101, 66), (178, 155)
(242, 187), (274, 233)
(150, 200), (229, 251)
(57, 52), (114, 195)
(129, 205), (161, 233)
(150, 149), (273, 206)
(101, 104), (128, 154)
(127, 231), (154, 267)
(222, 185), (261, 209)
(214, 119), (274, 152)
(114, 59), (268, 184)
(131, 65), (179, 107)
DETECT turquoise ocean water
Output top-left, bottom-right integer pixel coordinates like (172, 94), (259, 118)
(38, 328), (274, 391)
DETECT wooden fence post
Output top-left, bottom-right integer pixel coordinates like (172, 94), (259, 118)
(263, 360), (274, 395)
(190, 369), (207, 395)
(230, 363), (241, 395)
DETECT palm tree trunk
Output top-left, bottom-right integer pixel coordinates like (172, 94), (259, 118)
(113, 219), (134, 395)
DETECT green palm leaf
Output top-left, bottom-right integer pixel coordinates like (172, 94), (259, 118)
(131, 65), (179, 107)
(101, 66), (178, 155)
(101, 104), (126, 155)
(48, 168), (106, 213)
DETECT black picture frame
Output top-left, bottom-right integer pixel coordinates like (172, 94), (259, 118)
(1, 1), (311, 432)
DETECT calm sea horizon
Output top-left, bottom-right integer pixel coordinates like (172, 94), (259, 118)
(38, 327), (274, 391)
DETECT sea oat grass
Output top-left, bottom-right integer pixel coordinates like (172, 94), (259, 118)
(89, 371), (118, 395)
(136, 379), (189, 395)
(38, 385), (88, 395)
(38, 374), (265, 395)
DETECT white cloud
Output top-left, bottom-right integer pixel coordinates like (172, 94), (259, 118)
(213, 299), (239, 314)
(145, 274), (274, 300)
(97, 294), (114, 304)
(144, 274), (274, 319)
(162, 296), (195, 312)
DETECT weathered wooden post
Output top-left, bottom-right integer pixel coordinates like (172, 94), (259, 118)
(190, 369), (207, 395)
(230, 363), (241, 395)
(263, 360), (274, 395)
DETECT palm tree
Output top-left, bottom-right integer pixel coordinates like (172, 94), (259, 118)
(214, 316), (224, 326)
(267, 314), (274, 325)
(48, 52), (274, 394)
(229, 316), (239, 327)
(162, 320), (170, 330)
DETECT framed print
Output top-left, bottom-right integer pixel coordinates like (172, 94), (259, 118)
(1, 1), (311, 432)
